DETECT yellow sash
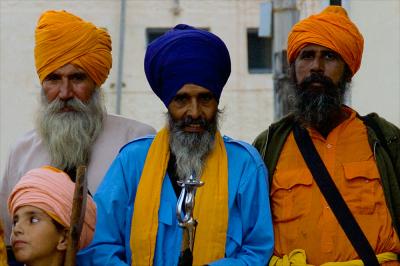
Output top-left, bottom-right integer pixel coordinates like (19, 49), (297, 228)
(0, 220), (7, 266)
(130, 127), (228, 265)
(270, 250), (398, 266)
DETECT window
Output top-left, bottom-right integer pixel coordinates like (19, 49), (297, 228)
(146, 28), (169, 44)
(146, 27), (210, 45)
(247, 28), (272, 73)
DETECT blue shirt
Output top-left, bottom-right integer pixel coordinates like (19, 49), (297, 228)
(78, 135), (273, 265)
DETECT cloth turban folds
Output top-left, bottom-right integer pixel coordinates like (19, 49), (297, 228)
(8, 166), (96, 249)
(35, 10), (112, 86)
(287, 6), (364, 76)
(145, 24), (231, 107)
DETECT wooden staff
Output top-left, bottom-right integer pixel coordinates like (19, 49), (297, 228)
(64, 165), (88, 266)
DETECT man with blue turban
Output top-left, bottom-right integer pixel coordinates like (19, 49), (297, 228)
(78, 24), (274, 265)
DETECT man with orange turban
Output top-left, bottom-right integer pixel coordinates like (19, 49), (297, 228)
(8, 166), (96, 266)
(0, 9), (155, 251)
(253, 5), (400, 265)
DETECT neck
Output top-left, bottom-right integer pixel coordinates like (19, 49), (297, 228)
(314, 109), (350, 138)
(26, 253), (64, 266)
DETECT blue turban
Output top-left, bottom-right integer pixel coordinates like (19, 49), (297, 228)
(144, 24), (231, 107)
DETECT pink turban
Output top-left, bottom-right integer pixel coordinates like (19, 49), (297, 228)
(8, 166), (96, 249)
(35, 10), (112, 86)
(287, 6), (364, 76)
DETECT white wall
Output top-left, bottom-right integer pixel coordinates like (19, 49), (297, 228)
(350, 0), (400, 123)
(0, 0), (272, 174)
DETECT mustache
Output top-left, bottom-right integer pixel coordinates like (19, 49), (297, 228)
(47, 98), (87, 113)
(299, 73), (336, 91)
(174, 116), (208, 129)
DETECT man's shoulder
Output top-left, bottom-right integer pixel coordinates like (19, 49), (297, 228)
(253, 114), (295, 149)
(104, 113), (156, 137)
(362, 113), (400, 135)
(118, 134), (156, 155)
(8, 129), (42, 153)
(223, 135), (265, 168)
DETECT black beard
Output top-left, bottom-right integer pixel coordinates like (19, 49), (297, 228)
(293, 72), (347, 135)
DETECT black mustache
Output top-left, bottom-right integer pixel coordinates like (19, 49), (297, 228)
(300, 73), (336, 90)
(181, 116), (207, 127)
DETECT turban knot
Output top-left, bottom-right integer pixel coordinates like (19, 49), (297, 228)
(144, 24), (231, 107)
(35, 10), (112, 86)
(8, 166), (96, 249)
(287, 6), (364, 76)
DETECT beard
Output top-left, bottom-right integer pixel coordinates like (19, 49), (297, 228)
(36, 90), (106, 170)
(292, 72), (349, 132)
(168, 112), (219, 181)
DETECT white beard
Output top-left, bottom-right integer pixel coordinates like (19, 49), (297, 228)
(36, 90), (105, 170)
(168, 113), (218, 180)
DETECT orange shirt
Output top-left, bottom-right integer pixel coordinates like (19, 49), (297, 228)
(271, 108), (400, 265)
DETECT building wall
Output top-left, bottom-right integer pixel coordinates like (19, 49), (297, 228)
(1, 0), (399, 175)
(0, 0), (272, 174)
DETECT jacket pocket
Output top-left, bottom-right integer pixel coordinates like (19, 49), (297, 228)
(271, 168), (313, 222)
(342, 161), (381, 215)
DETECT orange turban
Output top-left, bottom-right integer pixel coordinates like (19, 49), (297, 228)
(287, 6), (364, 76)
(8, 166), (96, 249)
(35, 10), (112, 86)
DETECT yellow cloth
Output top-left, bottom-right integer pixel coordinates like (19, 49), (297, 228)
(287, 6), (364, 76)
(130, 127), (228, 265)
(271, 107), (400, 265)
(35, 10), (112, 86)
(0, 220), (7, 266)
(270, 250), (397, 266)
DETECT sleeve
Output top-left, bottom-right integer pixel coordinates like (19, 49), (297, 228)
(0, 148), (15, 244)
(77, 153), (135, 266)
(211, 158), (274, 265)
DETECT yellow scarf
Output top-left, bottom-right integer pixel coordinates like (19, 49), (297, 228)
(0, 220), (7, 266)
(269, 250), (398, 266)
(130, 127), (228, 265)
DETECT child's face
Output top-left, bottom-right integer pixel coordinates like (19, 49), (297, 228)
(11, 205), (67, 265)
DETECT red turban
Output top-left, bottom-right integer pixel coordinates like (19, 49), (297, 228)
(287, 6), (364, 76)
(35, 10), (112, 86)
(8, 166), (96, 249)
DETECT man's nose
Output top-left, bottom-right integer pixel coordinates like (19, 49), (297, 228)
(58, 79), (74, 100)
(187, 99), (201, 119)
(310, 57), (324, 73)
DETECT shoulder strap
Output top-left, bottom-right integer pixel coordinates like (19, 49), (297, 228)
(361, 114), (395, 165)
(292, 124), (379, 265)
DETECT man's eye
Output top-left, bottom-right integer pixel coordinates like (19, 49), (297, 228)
(71, 73), (87, 81)
(173, 95), (187, 104)
(300, 53), (313, 60)
(325, 52), (338, 60)
(199, 94), (213, 102)
(45, 74), (60, 81)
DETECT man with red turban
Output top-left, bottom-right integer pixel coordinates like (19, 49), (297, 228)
(254, 6), (400, 265)
(0, 9), (155, 252)
(8, 166), (96, 266)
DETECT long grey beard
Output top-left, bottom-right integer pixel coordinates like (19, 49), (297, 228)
(36, 90), (105, 170)
(168, 113), (219, 180)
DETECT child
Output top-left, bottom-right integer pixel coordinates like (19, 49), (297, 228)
(7, 166), (96, 266)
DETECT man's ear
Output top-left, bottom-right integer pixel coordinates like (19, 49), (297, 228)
(56, 228), (69, 251)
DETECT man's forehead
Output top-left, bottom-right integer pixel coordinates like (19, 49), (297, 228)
(51, 63), (87, 75)
(176, 84), (213, 96)
(300, 44), (335, 53)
